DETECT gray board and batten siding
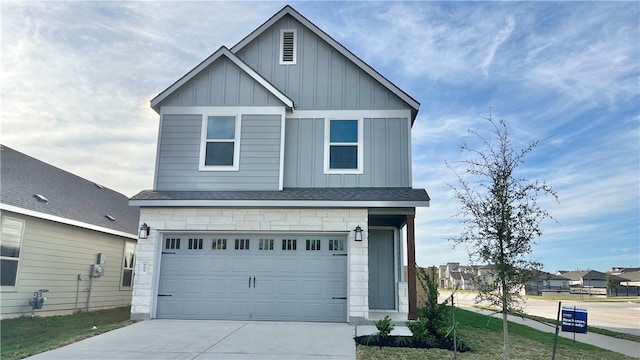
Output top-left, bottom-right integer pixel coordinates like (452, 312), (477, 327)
(284, 117), (411, 188)
(160, 56), (285, 107)
(156, 114), (282, 191)
(234, 15), (409, 111)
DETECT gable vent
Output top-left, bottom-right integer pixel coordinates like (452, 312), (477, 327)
(105, 215), (116, 222)
(34, 194), (49, 203)
(280, 29), (297, 64)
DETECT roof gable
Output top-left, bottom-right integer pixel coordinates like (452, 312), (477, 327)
(0, 145), (139, 237)
(231, 5), (420, 122)
(151, 46), (294, 113)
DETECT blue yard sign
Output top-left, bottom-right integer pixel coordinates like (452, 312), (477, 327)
(561, 306), (588, 334)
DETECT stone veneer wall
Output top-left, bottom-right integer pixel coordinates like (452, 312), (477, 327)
(131, 207), (369, 321)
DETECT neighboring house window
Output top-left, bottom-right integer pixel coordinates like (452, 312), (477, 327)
(279, 29), (297, 65)
(200, 115), (240, 170)
(1, 217), (24, 287)
(121, 241), (135, 288)
(324, 119), (363, 174)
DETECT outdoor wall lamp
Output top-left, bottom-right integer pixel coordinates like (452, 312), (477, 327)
(139, 223), (150, 239)
(354, 225), (363, 241)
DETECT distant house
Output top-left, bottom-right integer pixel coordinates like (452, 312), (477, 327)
(0, 145), (139, 319)
(524, 271), (569, 295)
(450, 271), (475, 290)
(558, 270), (628, 289)
(607, 268), (640, 288)
(129, 5), (429, 323)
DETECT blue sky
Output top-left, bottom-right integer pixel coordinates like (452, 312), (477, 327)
(2, 1), (638, 273)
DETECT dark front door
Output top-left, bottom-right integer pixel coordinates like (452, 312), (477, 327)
(368, 229), (395, 309)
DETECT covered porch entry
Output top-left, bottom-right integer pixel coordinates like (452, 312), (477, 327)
(368, 208), (418, 320)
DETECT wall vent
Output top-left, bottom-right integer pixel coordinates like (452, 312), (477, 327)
(280, 29), (297, 64)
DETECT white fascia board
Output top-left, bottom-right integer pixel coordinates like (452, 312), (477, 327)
(288, 109), (412, 119)
(161, 106), (286, 115)
(150, 47), (293, 112)
(231, 6), (419, 113)
(0, 203), (138, 240)
(129, 199), (429, 208)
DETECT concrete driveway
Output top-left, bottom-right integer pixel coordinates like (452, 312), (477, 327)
(26, 320), (356, 360)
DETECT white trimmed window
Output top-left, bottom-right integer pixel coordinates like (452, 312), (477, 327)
(120, 241), (135, 289)
(200, 115), (240, 171)
(279, 29), (297, 65)
(1, 216), (24, 287)
(324, 118), (363, 174)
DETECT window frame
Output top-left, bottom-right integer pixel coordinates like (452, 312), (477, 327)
(279, 29), (297, 65)
(324, 118), (364, 174)
(199, 114), (241, 171)
(0, 216), (24, 289)
(120, 241), (136, 290)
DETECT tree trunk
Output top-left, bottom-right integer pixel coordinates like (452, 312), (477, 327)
(503, 280), (509, 360)
(503, 310), (509, 360)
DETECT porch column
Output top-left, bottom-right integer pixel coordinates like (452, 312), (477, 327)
(406, 214), (417, 320)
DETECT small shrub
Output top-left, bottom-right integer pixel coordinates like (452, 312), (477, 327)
(374, 316), (394, 338)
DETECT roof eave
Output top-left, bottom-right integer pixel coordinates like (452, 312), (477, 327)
(130, 199), (429, 208)
(150, 46), (294, 113)
(230, 5), (420, 121)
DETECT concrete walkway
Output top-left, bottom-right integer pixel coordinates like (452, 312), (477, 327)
(26, 320), (356, 360)
(463, 306), (640, 358)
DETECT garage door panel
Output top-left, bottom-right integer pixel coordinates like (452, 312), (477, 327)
(205, 300), (227, 316)
(326, 280), (347, 295)
(276, 279), (298, 295)
(254, 278), (274, 295)
(209, 258), (229, 272)
(158, 234), (347, 322)
(179, 301), (201, 316)
(158, 278), (180, 294)
(301, 280), (322, 295)
(185, 258), (206, 272)
(161, 257), (181, 271)
(183, 279), (203, 294)
(276, 258), (298, 273)
(231, 258), (252, 272)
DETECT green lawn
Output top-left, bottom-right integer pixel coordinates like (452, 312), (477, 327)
(357, 308), (637, 360)
(0, 307), (133, 360)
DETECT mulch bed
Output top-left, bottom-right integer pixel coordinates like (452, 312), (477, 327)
(354, 335), (471, 352)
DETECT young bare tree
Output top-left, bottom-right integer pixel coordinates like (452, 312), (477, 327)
(447, 113), (557, 360)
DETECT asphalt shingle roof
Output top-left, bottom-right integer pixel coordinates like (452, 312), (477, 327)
(130, 187), (430, 203)
(1, 145), (139, 236)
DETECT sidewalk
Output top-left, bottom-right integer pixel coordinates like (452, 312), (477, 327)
(462, 306), (640, 358)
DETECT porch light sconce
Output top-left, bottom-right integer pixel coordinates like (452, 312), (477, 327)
(354, 225), (363, 241)
(139, 223), (150, 239)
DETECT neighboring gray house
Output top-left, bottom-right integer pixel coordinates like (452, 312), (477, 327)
(523, 271), (569, 295)
(0, 145), (139, 319)
(129, 6), (429, 323)
(558, 270), (628, 289)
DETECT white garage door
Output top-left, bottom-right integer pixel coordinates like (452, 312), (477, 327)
(156, 233), (348, 322)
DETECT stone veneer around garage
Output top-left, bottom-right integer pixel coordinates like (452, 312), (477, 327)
(131, 207), (378, 322)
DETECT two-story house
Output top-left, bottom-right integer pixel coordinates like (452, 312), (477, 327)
(129, 5), (429, 324)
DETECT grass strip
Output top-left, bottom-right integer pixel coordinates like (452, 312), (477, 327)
(471, 304), (640, 342)
(1, 306), (133, 360)
(358, 308), (638, 360)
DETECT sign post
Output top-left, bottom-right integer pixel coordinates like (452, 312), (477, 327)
(561, 306), (588, 342)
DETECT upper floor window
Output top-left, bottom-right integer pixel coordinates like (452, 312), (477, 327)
(200, 115), (240, 171)
(1, 216), (24, 287)
(324, 119), (363, 174)
(279, 29), (297, 65)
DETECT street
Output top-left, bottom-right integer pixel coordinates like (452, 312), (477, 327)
(439, 291), (640, 336)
